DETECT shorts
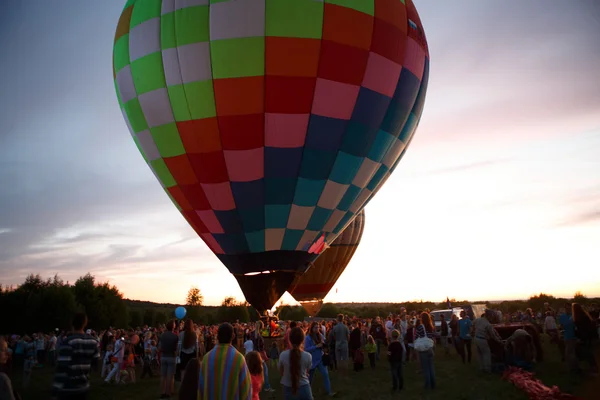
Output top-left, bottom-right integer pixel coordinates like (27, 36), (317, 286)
(335, 345), (349, 362)
(161, 357), (176, 376)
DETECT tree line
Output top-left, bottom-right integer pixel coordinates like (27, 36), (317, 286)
(1, 273), (596, 334)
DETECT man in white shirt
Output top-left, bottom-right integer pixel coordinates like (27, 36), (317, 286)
(105, 335), (125, 383)
(48, 334), (57, 367)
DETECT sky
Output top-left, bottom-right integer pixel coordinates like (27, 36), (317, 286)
(1, 1), (599, 307)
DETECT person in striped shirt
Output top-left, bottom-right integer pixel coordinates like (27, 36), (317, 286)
(52, 313), (99, 400)
(198, 323), (252, 400)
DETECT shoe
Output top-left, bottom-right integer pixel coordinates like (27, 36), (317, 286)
(328, 392), (337, 397)
(264, 388), (275, 392)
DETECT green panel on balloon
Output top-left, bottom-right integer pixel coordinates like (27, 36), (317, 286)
(184, 80), (217, 119)
(130, 52), (167, 95)
(210, 38), (265, 79)
(123, 98), (148, 133)
(167, 86), (192, 122)
(150, 159), (176, 188)
(129, 0), (161, 28)
(113, 35), (130, 73)
(325, 0), (374, 15)
(167, 6), (210, 48)
(150, 123), (186, 158)
(265, 0), (324, 39)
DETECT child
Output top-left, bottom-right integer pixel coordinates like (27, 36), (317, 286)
(387, 330), (404, 392)
(102, 344), (114, 378)
(150, 340), (158, 370)
(365, 335), (377, 368)
(245, 351), (263, 400)
(268, 341), (279, 368)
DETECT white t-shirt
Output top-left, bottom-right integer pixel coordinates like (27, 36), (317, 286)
(243, 339), (254, 354)
(49, 336), (57, 351)
(544, 316), (557, 331)
(278, 350), (312, 388)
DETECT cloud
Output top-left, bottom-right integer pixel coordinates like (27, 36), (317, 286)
(425, 158), (511, 175)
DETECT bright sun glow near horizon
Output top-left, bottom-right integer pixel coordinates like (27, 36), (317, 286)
(1, 1), (599, 308)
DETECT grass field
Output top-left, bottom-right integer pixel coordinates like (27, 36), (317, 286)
(9, 337), (599, 400)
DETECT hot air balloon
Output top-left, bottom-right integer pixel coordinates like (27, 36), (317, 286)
(113, 0), (429, 312)
(290, 209), (365, 316)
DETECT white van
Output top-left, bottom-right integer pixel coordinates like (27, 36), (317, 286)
(430, 308), (463, 336)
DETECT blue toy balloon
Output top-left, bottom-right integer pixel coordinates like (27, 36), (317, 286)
(175, 306), (187, 320)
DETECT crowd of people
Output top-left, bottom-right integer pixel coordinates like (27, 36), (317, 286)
(0, 302), (598, 400)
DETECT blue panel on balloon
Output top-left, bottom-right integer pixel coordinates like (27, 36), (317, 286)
(299, 149), (337, 180)
(333, 212), (354, 234)
(368, 130), (396, 162)
(412, 58), (429, 116)
(237, 207), (265, 232)
(367, 165), (389, 191)
(340, 121), (379, 158)
(307, 206), (333, 231)
(245, 231), (265, 253)
(231, 180), (264, 209)
(305, 115), (347, 151)
(351, 87), (392, 129)
(264, 147), (303, 178)
(264, 178), (297, 205)
(380, 69), (420, 135)
(337, 184), (361, 211)
(328, 151), (363, 185)
(213, 233), (249, 255)
(399, 113), (418, 142)
(264, 204), (291, 229)
(215, 210), (244, 233)
(294, 178), (326, 207)
(281, 229), (304, 251)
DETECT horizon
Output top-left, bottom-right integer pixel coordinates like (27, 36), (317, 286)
(1, 0), (599, 308)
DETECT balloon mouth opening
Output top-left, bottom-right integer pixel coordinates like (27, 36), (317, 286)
(243, 271), (272, 276)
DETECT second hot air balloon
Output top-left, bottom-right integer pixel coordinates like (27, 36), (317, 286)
(113, 0), (429, 312)
(290, 209), (365, 316)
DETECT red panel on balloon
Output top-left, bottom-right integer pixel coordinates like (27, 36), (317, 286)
(179, 184), (211, 211)
(188, 152), (229, 184)
(164, 155), (199, 185)
(264, 76), (317, 114)
(218, 114), (264, 150)
(317, 40), (369, 86)
(265, 37), (321, 78)
(213, 76), (264, 116)
(322, 3), (374, 51)
(177, 118), (222, 154)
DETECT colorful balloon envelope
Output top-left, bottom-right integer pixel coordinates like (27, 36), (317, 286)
(290, 209), (364, 316)
(113, 0), (429, 311)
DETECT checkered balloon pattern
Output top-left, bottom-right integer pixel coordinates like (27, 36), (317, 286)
(291, 209), (364, 303)
(114, 0), (429, 279)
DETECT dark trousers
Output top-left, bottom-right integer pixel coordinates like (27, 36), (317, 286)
(368, 353), (376, 368)
(141, 357), (153, 378)
(390, 361), (403, 391)
(375, 339), (385, 361)
(458, 338), (472, 363)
